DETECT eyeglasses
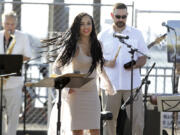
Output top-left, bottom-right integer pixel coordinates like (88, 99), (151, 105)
(114, 15), (127, 19)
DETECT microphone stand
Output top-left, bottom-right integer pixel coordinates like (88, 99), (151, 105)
(162, 23), (178, 135)
(142, 64), (154, 135)
(168, 26), (178, 135)
(22, 56), (41, 135)
(143, 71), (151, 135)
(54, 77), (70, 135)
(23, 60), (29, 135)
(121, 63), (155, 135)
(0, 70), (6, 135)
(121, 63), (155, 109)
(0, 72), (17, 135)
(118, 38), (150, 135)
(173, 29), (178, 135)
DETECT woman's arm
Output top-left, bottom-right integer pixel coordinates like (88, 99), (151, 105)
(52, 50), (75, 95)
(97, 66), (116, 95)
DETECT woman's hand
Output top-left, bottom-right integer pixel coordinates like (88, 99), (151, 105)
(97, 66), (116, 96)
(105, 82), (116, 96)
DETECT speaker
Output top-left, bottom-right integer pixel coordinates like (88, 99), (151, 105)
(117, 108), (127, 135)
(144, 109), (161, 135)
(116, 108), (161, 135)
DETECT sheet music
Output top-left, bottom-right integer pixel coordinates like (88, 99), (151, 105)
(157, 94), (180, 112)
(26, 73), (93, 88)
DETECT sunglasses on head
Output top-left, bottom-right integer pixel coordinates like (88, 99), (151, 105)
(114, 15), (127, 19)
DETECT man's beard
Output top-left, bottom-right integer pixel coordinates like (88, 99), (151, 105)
(115, 21), (125, 28)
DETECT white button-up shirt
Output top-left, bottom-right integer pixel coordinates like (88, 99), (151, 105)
(98, 25), (149, 91)
(0, 30), (32, 89)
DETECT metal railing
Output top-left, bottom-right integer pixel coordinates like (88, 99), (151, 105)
(141, 66), (174, 94)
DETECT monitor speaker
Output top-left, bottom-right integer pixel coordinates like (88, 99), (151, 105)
(116, 108), (161, 135)
(144, 109), (161, 135)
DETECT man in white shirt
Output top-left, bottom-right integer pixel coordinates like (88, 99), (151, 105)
(0, 11), (32, 135)
(98, 3), (149, 135)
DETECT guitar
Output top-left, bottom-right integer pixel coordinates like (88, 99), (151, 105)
(148, 33), (167, 49)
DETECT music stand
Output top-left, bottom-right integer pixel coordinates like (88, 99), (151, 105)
(26, 73), (93, 88)
(157, 94), (180, 112)
(157, 94), (180, 135)
(0, 54), (23, 135)
(26, 73), (93, 135)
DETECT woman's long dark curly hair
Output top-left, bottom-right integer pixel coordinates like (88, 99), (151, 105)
(43, 12), (104, 75)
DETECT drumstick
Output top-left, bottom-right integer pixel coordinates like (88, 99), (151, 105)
(104, 46), (121, 67)
(114, 46), (121, 60)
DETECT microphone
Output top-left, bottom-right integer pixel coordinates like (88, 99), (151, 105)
(162, 22), (175, 32)
(8, 30), (15, 38)
(8, 30), (14, 35)
(113, 32), (129, 39)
